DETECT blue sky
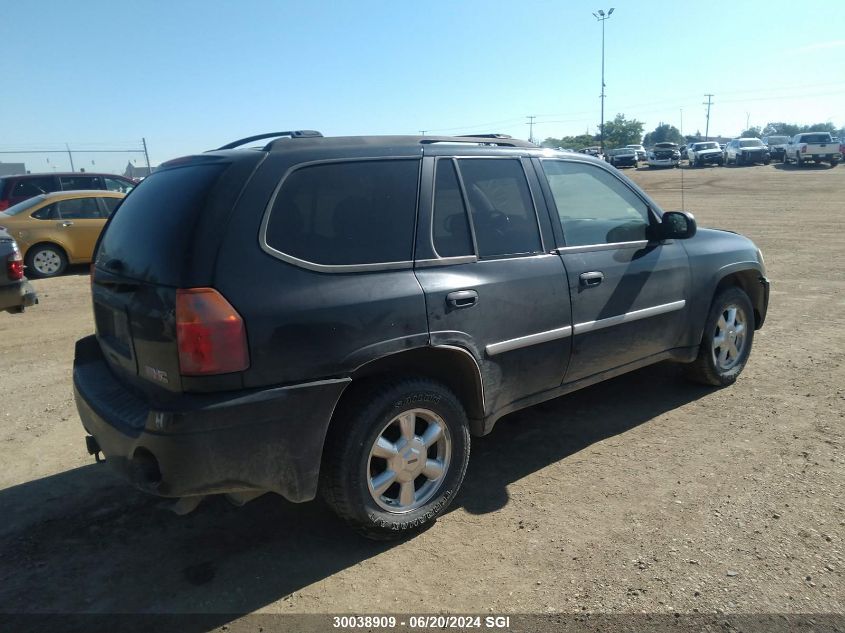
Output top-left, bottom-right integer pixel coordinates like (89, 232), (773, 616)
(2, 0), (844, 173)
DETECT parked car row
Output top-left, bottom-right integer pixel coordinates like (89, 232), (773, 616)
(0, 190), (125, 278)
(0, 172), (135, 211)
(604, 131), (841, 171)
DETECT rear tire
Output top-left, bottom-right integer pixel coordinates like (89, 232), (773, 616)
(24, 244), (67, 278)
(684, 287), (755, 387)
(322, 378), (470, 540)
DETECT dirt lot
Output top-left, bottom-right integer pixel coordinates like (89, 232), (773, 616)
(1, 163), (843, 627)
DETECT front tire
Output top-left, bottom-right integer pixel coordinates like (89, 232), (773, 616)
(25, 244), (67, 278)
(322, 378), (470, 540)
(684, 287), (755, 387)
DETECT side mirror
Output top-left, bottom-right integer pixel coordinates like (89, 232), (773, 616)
(660, 211), (697, 240)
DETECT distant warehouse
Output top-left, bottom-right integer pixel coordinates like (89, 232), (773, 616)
(0, 162), (26, 177)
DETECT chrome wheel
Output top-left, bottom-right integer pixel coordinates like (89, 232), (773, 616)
(32, 248), (62, 276)
(711, 305), (747, 371)
(367, 408), (451, 513)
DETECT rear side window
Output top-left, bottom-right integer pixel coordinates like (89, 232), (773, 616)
(432, 160), (473, 258)
(265, 159), (419, 266)
(97, 164), (227, 284)
(456, 159), (541, 258)
(12, 177), (57, 198)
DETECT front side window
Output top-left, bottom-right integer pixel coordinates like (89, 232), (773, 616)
(455, 159), (541, 258)
(104, 177), (134, 193)
(265, 159), (419, 266)
(542, 160), (650, 247)
(101, 197), (122, 215)
(432, 160), (473, 258)
(56, 197), (103, 219)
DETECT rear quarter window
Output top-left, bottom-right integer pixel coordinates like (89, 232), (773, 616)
(264, 159), (420, 267)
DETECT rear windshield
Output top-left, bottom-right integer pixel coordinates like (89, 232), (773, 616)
(740, 139), (764, 148)
(801, 133), (832, 144)
(766, 136), (788, 144)
(96, 163), (227, 285)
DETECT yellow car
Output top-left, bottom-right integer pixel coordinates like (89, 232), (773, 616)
(0, 190), (125, 278)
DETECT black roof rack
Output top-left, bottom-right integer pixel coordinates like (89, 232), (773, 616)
(420, 134), (535, 148)
(216, 130), (323, 150)
(456, 134), (513, 139)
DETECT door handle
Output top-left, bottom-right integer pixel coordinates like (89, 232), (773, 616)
(446, 290), (478, 309)
(60, 221), (74, 227)
(579, 271), (604, 288)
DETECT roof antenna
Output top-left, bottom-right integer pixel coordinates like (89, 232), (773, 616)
(679, 108), (685, 212)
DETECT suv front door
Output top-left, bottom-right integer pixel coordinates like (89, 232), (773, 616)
(414, 154), (572, 418)
(536, 158), (691, 383)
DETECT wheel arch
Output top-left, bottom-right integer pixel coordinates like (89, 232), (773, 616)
(712, 267), (767, 329)
(338, 345), (486, 436)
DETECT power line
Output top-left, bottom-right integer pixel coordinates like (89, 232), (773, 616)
(703, 94), (714, 140)
(526, 115), (536, 143)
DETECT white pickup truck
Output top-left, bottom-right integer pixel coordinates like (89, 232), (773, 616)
(783, 132), (841, 167)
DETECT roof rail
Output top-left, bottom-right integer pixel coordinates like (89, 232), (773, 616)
(456, 134), (513, 139)
(216, 130), (323, 150)
(420, 134), (536, 148)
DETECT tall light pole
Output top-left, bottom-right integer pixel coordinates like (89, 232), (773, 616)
(593, 8), (614, 155)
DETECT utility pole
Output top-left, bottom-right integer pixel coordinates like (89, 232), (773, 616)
(419, 130), (427, 136)
(142, 137), (151, 175)
(593, 8), (615, 155)
(703, 94), (714, 140)
(65, 143), (75, 172)
(746, 112), (751, 132)
(526, 115), (536, 143)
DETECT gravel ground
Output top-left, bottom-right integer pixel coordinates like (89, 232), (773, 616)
(0, 162), (842, 630)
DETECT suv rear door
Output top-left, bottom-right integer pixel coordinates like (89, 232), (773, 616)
(536, 157), (691, 382)
(414, 152), (572, 416)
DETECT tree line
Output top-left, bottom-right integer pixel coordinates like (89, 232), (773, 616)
(542, 116), (845, 151)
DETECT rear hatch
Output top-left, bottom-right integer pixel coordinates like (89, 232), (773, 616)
(91, 153), (263, 399)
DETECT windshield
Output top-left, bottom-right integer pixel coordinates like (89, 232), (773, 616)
(740, 139), (764, 148)
(766, 136), (788, 144)
(693, 142), (719, 150)
(654, 143), (677, 149)
(1, 195), (46, 216)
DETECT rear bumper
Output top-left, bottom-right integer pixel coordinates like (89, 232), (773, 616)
(0, 279), (37, 313)
(73, 335), (350, 502)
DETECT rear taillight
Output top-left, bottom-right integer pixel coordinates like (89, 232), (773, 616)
(7, 249), (23, 281)
(800, 144), (808, 153)
(175, 288), (249, 376)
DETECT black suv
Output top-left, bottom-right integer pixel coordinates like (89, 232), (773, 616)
(74, 131), (769, 539)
